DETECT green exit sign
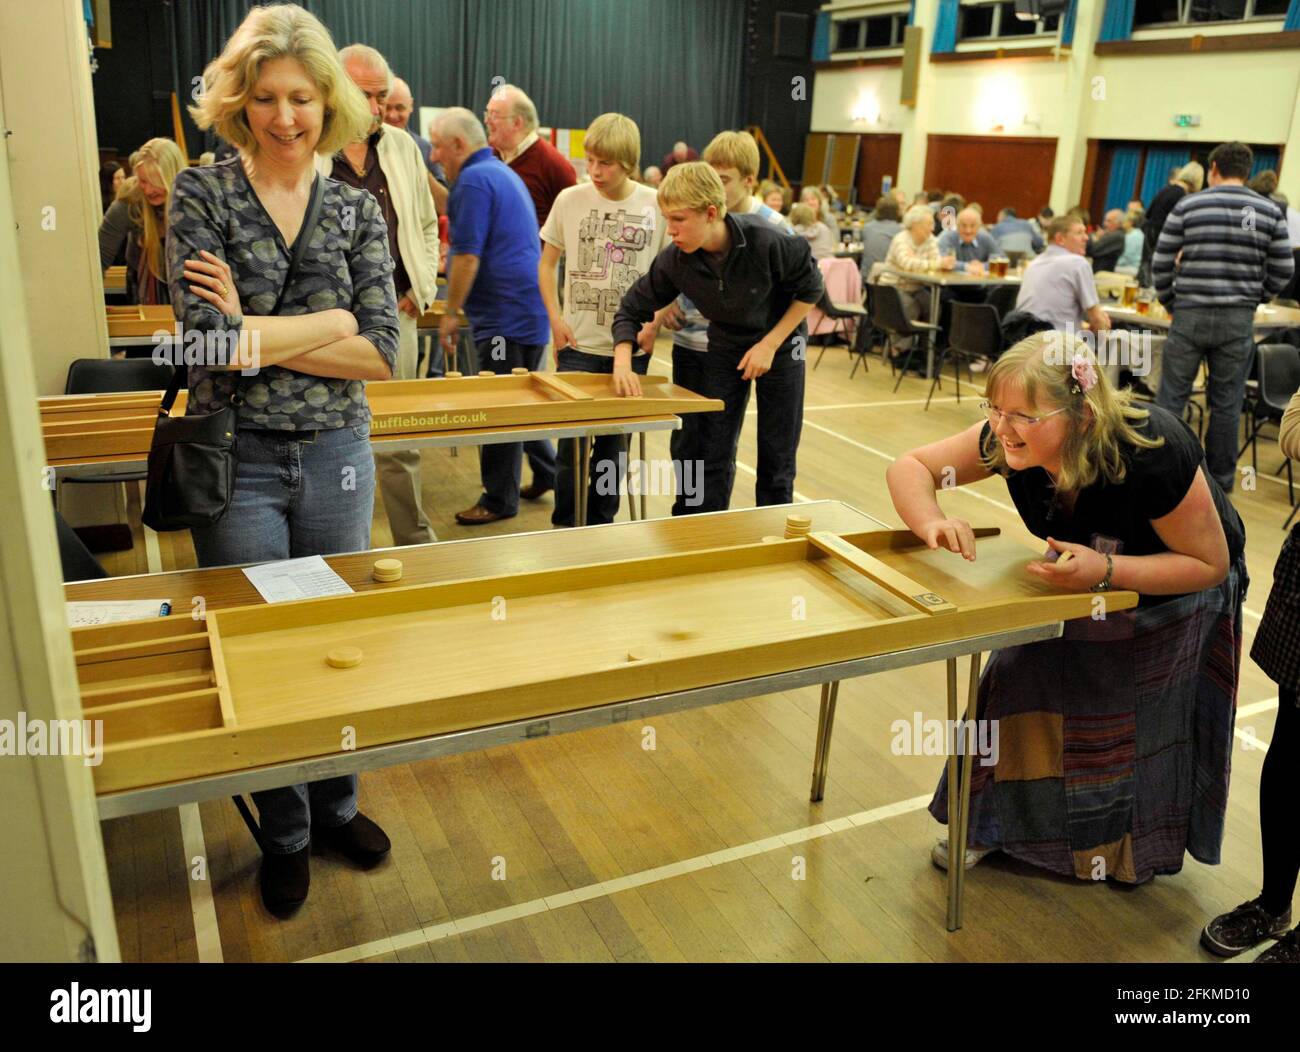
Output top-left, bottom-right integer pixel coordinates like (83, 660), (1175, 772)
(1173, 114), (1201, 128)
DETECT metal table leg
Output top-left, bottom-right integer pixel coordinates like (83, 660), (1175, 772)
(639, 431), (648, 521)
(946, 652), (982, 932)
(231, 795), (263, 852)
(576, 433), (592, 526)
(809, 680), (840, 802)
(927, 285), (941, 379)
(571, 436), (583, 526)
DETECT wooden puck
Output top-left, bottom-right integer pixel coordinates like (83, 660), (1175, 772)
(445, 371), (463, 378)
(373, 558), (403, 582)
(511, 367), (529, 375)
(327, 646), (363, 669)
(1055, 551), (1074, 565)
(627, 645), (661, 662)
(478, 370), (495, 377)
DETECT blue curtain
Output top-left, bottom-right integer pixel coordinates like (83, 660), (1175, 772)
(1286, 0), (1300, 31)
(1252, 149), (1281, 178)
(1140, 147), (1190, 206)
(1061, 0), (1078, 46)
(1104, 148), (1141, 215)
(1099, 0), (1135, 42)
(172, 0), (747, 170)
(932, 0), (959, 53)
(813, 12), (831, 59)
(907, 0), (916, 26)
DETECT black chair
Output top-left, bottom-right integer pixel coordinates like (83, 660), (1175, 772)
(1236, 344), (1300, 526)
(985, 284), (1020, 322)
(870, 284), (940, 392)
(850, 284), (886, 379)
(927, 302), (1001, 410)
(59, 357), (176, 552)
(54, 508), (108, 582)
(811, 287), (870, 372)
(65, 357), (175, 396)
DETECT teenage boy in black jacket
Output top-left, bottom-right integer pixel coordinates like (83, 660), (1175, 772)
(610, 162), (822, 512)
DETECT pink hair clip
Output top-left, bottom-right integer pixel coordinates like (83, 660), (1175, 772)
(1069, 354), (1098, 395)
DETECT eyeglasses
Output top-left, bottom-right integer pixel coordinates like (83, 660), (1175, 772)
(980, 400), (1067, 429)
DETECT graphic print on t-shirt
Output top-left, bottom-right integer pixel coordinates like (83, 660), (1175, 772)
(570, 206), (657, 326)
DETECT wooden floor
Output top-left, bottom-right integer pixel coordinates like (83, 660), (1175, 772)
(97, 335), (1295, 962)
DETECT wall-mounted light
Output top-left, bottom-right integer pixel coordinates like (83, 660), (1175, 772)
(851, 91), (883, 126)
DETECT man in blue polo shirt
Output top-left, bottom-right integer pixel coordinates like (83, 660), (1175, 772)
(433, 107), (556, 525)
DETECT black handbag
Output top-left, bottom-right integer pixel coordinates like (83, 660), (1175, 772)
(142, 175), (325, 531)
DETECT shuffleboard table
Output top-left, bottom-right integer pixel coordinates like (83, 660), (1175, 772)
(66, 502), (1136, 931)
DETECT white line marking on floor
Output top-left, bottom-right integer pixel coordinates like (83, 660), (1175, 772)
(296, 793), (936, 964)
(178, 803), (223, 963)
(1238, 697), (1279, 718)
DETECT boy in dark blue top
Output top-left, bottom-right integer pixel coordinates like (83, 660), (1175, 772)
(611, 162), (822, 512)
(433, 107), (556, 525)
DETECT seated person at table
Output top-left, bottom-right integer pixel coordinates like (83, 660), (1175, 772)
(1088, 209), (1126, 273)
(1115, 206), (1144, 274)
(1014, 215), (1111, 334)
(611, 162), (821, 513)
(789, 203), (836, 260)
(860, 195), (903, 281)
(879, 205), (955, 363)
(539, 112), (668, 527)
(937, 208), (997, 275)
(989, 207), (1044, 255)
(886, 332), (1246, 883)
(98, 137), (186, 305)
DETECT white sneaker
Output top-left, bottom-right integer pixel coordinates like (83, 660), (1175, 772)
(931, 837), (995, 871)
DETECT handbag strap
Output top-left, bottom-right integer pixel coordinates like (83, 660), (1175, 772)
(159, 174), (325, 416)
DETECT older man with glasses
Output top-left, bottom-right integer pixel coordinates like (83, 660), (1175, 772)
(484, 83), (576, 229)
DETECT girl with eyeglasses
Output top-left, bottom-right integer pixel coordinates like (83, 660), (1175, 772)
(886, 331), (1247, 889)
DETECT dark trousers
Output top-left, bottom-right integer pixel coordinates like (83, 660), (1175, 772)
(474, 337), (557, 515)
(670, 344), (707, 516)
(691, 342), (805, 513)
(1153, 305), (1255, 491)
(551, 348), (650, 527)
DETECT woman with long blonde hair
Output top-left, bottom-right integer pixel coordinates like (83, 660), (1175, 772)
(887, 331), (1246, 890)
(97, 137), (185, 303)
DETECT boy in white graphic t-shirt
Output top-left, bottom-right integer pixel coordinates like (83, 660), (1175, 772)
(539, 112), (669, 526)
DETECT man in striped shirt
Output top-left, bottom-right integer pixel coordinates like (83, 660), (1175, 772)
(1154, 141), (1294, 492)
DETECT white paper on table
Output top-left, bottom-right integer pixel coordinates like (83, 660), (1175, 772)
(241, 556), (353, 604)
(66, 600), (172, 627)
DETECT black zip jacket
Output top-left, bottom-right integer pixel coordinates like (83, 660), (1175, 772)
(611, 212), (824, 355)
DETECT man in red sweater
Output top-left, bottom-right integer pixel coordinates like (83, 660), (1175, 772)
(485, 84), (576, 228)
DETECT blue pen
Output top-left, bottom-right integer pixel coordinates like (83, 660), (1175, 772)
(159, 602), (171, 617)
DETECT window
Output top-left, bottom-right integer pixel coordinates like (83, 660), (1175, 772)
(1135, 0), (1289, 26)
(835, 19), (863, 51)
(832, 12), (906, 52)
(958, 2), (1061, 41)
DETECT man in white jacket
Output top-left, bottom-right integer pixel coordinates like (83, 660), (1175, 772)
(326, 44), (441, 546)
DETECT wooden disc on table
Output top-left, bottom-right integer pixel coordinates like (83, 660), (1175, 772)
(327, 646), (363, 669)
(373, 558), (403, 582)
(445, 370), (463, 378)
(627, 645), (661, 662)
(478, 370), (495, 377)
(784, 514), (812, 539)
(1055, 551), (1074, 565)
(511, 367), (529, 375)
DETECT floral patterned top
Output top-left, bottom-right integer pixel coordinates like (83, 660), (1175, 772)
(166, 157), (399, 430)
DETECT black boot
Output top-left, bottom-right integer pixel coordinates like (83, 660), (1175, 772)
(260, 845), (310, 917)
(314, 812), (391, 869)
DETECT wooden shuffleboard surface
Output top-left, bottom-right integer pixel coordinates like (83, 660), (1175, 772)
(39, 373), (722, 462)
(73, 528), (1137, 794)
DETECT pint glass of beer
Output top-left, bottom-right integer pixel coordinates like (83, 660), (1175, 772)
(1121, 283), (1138, 308)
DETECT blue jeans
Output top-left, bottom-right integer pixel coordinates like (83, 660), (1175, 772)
(474, 337), (557, 515)
(191, 424), (374, 853)
(1154, 305), (1255, 491)
(670, 345), (706, 517)
(551, 348), (650, 527)
(693, 343), (805, 513)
